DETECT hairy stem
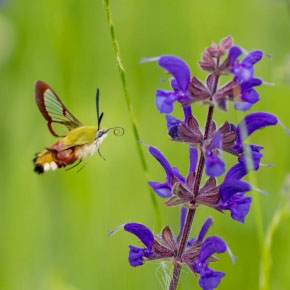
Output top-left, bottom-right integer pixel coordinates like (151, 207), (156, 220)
(169, 105), (215, 290)
(102, 0), (161, 228)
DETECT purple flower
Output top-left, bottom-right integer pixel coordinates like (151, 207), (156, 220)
(229, 47), (263, 82)
(156, 56), (191, 114)
(124, 218), (228, 290)
(148, 146), (198, 198)
(232, 112), (278, 171)
(235, 112), (278, 144)
(228, 46), (263, 111)
(217, 179), (252, 223)
(183, 218), (227, 290)
(124, 223), (154, 267)
(205, 132), (225, 177)
(192, 237), (226, 290)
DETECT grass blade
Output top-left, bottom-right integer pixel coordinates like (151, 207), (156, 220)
(102, 0), (161, 228)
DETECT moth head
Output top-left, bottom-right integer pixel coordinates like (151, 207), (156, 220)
(96, 129), (108, 139)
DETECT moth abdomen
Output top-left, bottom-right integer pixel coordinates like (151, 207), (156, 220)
(33, 150), (59, 174)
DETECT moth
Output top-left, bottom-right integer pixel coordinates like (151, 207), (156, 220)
(33, 80), (124, 174)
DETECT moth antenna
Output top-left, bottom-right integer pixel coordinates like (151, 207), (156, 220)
(96, 88), (104, 130)
(98, 112), (104, 130)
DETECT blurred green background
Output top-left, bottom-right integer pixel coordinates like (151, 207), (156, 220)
(0, 0), (290, 289)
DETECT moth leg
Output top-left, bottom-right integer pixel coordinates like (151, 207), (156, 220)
(65, 159), (82, 171)
(76, 158), (91, 173)
(98, 148), (106, 161)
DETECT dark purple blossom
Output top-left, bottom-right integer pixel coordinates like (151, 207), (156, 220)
(156, 56), (191, 114)
(228, 46), (263, 111)
(123, 217), (228, 290)
(232, 112), (278, 170)
(229, 47), (263, 82)
(204, 132), (225, 177)
(217, 179), (252, 223)
(183, 218), (227, 290)
(124, 223), (154, 267)
(148, 146), (198, 199)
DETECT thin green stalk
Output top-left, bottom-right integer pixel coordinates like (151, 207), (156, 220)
(259, 205), (290, 290)
(102, 0), (161, 228)
(259, 174), (290, 290)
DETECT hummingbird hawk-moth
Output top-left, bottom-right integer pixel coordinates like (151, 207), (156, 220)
(33, 81), (124, 174)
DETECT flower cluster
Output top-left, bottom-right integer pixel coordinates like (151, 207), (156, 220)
(120, 36), (278, 290)
(124, 217), (227, 290)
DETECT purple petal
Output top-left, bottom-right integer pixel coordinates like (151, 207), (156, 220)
(205, 152), (225, 177)
(124, 223), (154, 249)
(158, 56), (190, 92)
(237, 112), (278, 143)
(226, 145), (263, 180)
(229, 46), (243, 65)
(166, 114), (181, 128)
(225, 163), (247, 180)
(166, 114), (181, 136)
(241, 89), (259, 104)
(183, 105), (192, 120)
(208, 132), (222, 150)
(233, 64), (254, 82)
(240, 78), (262, 92)
(149, 146), (174, 178)
(219, 179), (251, 202)
(197, 218), (213, 243)
(198, 236), (227, 263)
(199, 270), (225, 290)
(172, 166), (186, 182)
(230, 196), (252, 223)
(148, 181), (172, 198)
(156, 90), (177, 113)
(187, 238), (196, 247)
(180, 207), (187, 233)
(171, 79), (179, 92)
(128, 246), (151, 267)
(189, 147), (198, 174)
(234, 101), (253, 111)
(238, 145), (263, 171)
(242, 50), (263, 66)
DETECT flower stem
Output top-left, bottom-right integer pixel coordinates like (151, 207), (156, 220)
(169, 104), (215, 290)
(102, 0), (161, 228)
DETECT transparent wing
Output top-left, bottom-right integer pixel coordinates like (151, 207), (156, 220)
(35, 80), (83, 137)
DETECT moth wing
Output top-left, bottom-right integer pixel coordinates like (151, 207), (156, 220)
(35, 80), (83, 137)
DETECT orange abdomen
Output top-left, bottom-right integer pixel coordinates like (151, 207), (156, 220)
(33, 150), (58, 174)
(33, 144), (80, 174)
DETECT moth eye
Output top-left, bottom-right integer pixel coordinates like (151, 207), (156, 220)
(97, 130), (104, 138)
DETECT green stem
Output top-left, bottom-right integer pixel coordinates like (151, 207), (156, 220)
(102, 0), (161, 228)
(259, 205), (290, 290)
